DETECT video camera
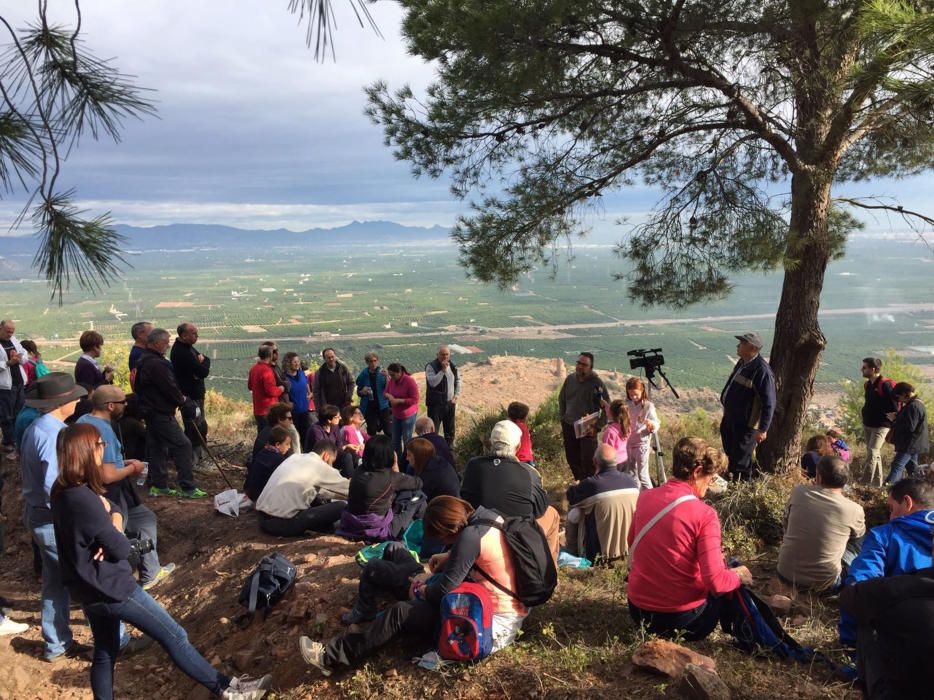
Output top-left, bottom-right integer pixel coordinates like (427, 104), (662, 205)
(627, 347), (678, 399)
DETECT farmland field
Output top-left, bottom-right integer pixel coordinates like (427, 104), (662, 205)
(1, 229), (932, 401)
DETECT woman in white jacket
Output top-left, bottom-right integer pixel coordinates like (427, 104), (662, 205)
(625, 377), (659, 490)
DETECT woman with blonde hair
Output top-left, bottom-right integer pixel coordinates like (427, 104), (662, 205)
(626, 437), (752, 640)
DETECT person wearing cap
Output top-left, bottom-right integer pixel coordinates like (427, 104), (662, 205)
(719, 332), (776, 480)
(19, 372), (93, 661)
(77, 385), (176, 593)
(460, 420), (560, 560)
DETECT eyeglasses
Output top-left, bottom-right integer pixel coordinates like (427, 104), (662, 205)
(110, 400), (128, 406)
(97, 440), (107, 448)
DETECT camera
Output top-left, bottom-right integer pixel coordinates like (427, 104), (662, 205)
(627, 348), (665, 375)
(126, 531), (154, 570)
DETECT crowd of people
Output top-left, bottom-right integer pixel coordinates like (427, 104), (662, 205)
(1, 317), (932, 697)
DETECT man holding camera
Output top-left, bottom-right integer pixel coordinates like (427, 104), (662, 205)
(719, 332), (776, 480)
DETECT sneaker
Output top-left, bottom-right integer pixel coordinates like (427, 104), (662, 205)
(299, 636), (332, 676)
(222, 674), (272, 700)
(118, 634), (154, 657)
(340, 607), (375, 625)
(179, 487), (208, 499)
(0, 616), (28, 636)
(142, 563), (177, 591)
(44, 640), (93, 663)
(148, 486), (178, 497)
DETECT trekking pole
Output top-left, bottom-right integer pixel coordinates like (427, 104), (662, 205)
(190, 421), (234, 489)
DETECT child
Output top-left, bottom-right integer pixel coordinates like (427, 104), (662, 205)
(507, 401), (535, 466)
(826, 428), (850, 462)
(625, 377), (659, 490)
(801, 434), (835, 480)
(244, 425), (292, 502)
(600, 399), (630, 470)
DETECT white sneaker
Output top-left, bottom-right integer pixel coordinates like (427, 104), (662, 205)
(299, 636), (332, 676)
(221, 674), (272, 700)
(0, 616), (28, 636)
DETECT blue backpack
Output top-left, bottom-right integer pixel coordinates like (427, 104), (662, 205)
(723, 587), (822, 664)
(438, 582), (494, 662)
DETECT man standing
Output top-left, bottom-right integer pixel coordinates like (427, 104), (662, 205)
(0, 319), (27, 455)
(248, 345), (284, 433)
(260, 341), (290, 407)
(171, 322), (211, 463)
(860, 357), (898, 486)
(128, 321), (153, 375)
(20, 373), (92, 661)
(313, 348), (354, 410)
(135, 328), (206, 498)
(719, 332), (776, 480)
(425, 345), (460, 446)
(558, 352), (609, 481)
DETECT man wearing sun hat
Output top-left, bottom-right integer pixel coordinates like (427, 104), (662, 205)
(719, 332), (776, 481)
(20, 372), (93, 661)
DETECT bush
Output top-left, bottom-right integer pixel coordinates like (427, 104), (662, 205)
(711, 472), (797, 560)
(452, 408), (506, 469)
(204, 389), (254, 444)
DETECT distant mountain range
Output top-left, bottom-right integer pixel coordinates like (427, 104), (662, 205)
(0, 220), (452, 257)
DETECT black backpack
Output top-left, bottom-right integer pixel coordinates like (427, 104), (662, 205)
(237, 553), (296, 623)
(473, 517), (557, 607)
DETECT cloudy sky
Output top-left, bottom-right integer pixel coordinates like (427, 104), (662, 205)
(0, 1), (930, 236)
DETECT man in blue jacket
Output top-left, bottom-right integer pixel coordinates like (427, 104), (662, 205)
(839, 478), (934, 646)
(719, 332), (776, 480)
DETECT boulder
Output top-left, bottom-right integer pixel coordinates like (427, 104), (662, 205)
(767, 594), (792, 615)
(631, 639), (716, 678)
(678, 663), (731, 700)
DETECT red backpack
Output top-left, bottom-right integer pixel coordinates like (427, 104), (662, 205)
(438, 582), (494, 662)
(866, 376), (895, 397)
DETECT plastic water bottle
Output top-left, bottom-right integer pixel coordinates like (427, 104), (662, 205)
(136, 462), (149, 487)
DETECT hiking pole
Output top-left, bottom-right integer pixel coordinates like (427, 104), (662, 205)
(190, 421), (234, 489)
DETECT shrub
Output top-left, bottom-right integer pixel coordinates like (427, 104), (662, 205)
(452, 407), (506, 469)
(204, 389), (254, 444)
(711, 472), (797, 559)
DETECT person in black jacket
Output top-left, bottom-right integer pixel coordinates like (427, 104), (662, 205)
(405, 437), (459, 502)
(839, 565), (934, 698)
(50, 423), (271, 700)
(860, 357), (900, 486)
(134, 328), (205, 498)
(424, 346), (460, 445)
(884, 382), (930, 485)
(170, 323), (210, 464)
(244, 425), (291, 502)
(719, 332), (776, 480)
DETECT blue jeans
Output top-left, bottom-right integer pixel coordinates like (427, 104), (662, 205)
(83, 586), (228, 699)
(28, 508), (75, 659)
(391, 413), (417, 465)
(885, 452), (920, 485)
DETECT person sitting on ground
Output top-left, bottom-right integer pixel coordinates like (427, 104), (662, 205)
(244, 425), (292, 503)
(255, 441), (349, 537)
(406, 437), (459, 502)
(300, 495), (528, 674)
(601, 399), (631, 472)
(508, 401), (535, 466)
(800, 434), (836, 480)
(776, 455), (865, 593)
(826, 428), (850, 462)
(839, 561), (934, 697)
(414, 416), (454, 467)
(625, 377), (659, 490)
(340, 404), (369, 466)
(50, 423), (271, 700)
(566, 443), (640, 563)
(252, 403), (299, 461)
(884, 382), (930, 485)
(839, 477), (934, 646)
(20, 339), (49, 384)
(626, 437), (753, 641)
(460, 420), (561, 561)
(74, 330), (114, 389)
(306, 404), (355, 477)
(335, 435), (423, 542)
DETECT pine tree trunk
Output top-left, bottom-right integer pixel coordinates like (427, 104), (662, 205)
(758, 171), (832, 472)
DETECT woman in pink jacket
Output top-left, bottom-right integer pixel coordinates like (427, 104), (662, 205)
(626, 437), (753, 640)
(384, 363), (419, 464)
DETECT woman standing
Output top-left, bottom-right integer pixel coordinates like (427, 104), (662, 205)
(384, 363), (419, 465)
(20, 339), (49, 384)
(282, 352), (311, 451)
(884, 382), (930, 484)
(50, 423), (271, 700)
(355, 352), (392, 436)
(625, 377), (660, 489)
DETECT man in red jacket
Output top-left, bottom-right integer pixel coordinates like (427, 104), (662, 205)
(248, 345), (283, 434)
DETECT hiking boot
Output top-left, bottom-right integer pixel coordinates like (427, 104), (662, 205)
(179, 487), (208, 499)
(0, 616), (28, 636)
(44, 640), (93, 663)
(118, 634), (154, 657)
(221, 674), (272, 700)
(299, 637), (332, 676)
(340, 606), (376, 625)
(142, 563), (177, 591)
(148, 486), (177, 497)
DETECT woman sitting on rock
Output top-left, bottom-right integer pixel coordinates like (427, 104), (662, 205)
(626, 437), (753, 640)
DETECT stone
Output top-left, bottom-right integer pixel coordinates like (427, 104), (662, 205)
(678, 663), (731, 700)
(791, 615), (808, 627)
(219, 616), (230, 625)
(767, 594), (792, 614)
(631, 639), (717, 678)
